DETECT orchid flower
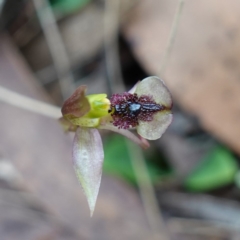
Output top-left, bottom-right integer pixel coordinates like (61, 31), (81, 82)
(59, 76), (173, 216)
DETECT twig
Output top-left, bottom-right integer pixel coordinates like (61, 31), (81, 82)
(32, 0), (75, 100)
(159, 0), (185, 75)
(0, 85), (61, 118)
(103, 0), (125, 94)
(168, 217), (239, 238)
(0, 187), (84, 238)
(0, 0), (5, 16)
(126, 141), (170, 240)
(159, 191), (240, 227)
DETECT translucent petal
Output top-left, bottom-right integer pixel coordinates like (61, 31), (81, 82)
(72, 127), (104, 216)
(135, 76), (172, 107)
(137, 111), (173, 140)
(128, 81), (139, 94)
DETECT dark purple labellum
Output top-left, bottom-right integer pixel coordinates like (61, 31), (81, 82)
(109, 92), (166, 129)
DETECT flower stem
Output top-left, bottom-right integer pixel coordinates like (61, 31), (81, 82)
(0, 85), (61, 119)
(126, 140), (170, 240)
(159, 0), (185, 75)
(32, 0), (75, 100)
(99, 124), (149, 149)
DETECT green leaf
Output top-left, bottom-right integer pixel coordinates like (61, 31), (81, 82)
(184, 146), (238, 191)
(50, 0), (91, 17)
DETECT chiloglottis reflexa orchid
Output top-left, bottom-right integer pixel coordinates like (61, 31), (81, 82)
(59, 76), (173, 216)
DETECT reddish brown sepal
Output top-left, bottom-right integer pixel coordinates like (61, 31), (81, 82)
(61, 85), (90, 118)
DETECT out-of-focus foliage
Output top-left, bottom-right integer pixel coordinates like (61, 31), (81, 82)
(103, 135), (171, 186)
(184, 146), (238, 191)
(233, 170), (240, 189)
(50, 0), (91, 17)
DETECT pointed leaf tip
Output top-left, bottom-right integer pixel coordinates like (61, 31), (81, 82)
(73, 127), (104, 216)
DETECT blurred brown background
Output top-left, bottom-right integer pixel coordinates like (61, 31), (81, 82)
(0, 0), (240, 239)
